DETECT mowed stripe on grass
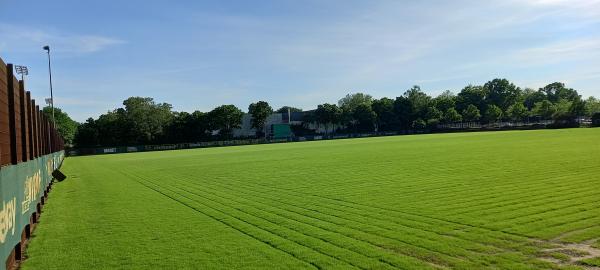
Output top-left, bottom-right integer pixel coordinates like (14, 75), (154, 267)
(22, 128), (600, 269)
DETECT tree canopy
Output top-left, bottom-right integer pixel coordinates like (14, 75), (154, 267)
(315, 103), (342, 134)
(507, 103), (529, 121)
(485, 105), (503, 123)
(43, 106), (78, 145)
(248, 101), (273, 136)
(484, 79), (520, 112)
(208, 105), (244, 138)
(372, 98), (395, 131)
(275, 106), (302, 113)
(71, 78), (597, 148)
(462, 105), (481, 122)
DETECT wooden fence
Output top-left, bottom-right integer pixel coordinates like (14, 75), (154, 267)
(0, 56), (64, 168)
(0, 55), (65, 270)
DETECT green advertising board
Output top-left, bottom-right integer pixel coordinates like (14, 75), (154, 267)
(0, 151), (64, 270)
(272, 124), (291, 139)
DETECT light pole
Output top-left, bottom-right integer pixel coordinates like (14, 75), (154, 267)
(43, 45), (56, 128)
(15, 65), (28, 81)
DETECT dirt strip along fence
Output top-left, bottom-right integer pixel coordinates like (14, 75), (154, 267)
(0, 55), (65, 270)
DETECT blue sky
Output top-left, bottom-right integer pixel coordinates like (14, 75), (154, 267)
(1, 0), (599, 121)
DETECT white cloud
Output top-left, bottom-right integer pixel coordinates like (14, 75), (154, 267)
(518, 0), (600, 20)
(0, 23), (124, 54)
(70, 36), (124, 53)
(511, 38), (600, 65)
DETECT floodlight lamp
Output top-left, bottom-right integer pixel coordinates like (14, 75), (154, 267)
(15, 65), (28, 76)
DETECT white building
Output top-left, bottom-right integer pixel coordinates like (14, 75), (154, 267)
(233, 113), (285, 137)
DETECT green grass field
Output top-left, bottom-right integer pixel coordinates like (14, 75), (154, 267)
(22, 129), (600, 269)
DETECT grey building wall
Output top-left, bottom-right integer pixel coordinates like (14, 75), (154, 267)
(233, 113), (285, 137)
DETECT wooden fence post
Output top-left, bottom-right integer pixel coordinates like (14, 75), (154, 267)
(19, 81), (29, 161)
(35, 105), (41, 156)
(32, 101), (38, 158)
(7, 63), (22, 164)
(26, 92), (34, 159)
(0, 58), (10, 166)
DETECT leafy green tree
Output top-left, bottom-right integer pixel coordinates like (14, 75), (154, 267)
(163, 111), (210, 143)
(95, 108), (130, 146)
(462, 105), (481, 122)
(443, 108), (462, 123)
(73, 118), (99, 147)
(540, 82), (579, 103)
(592, 112), (600, 127)
(315, 103), (342, 134)
(353, 103), (376, 132)
(189, 111), (211, 140)
(434, 90), (456, 112)
(426, 119), (440, 129)
(552, 100), (573, 121)
(338, 93), (373, 131)
(71, 81), (598, 148)
(523, 88), (547, 110)
(42, 106), (78, 144)
(122, 97), (174, 143)
(164, 112), (193, 143)
(569, 97), (586, 118)
(483, 78), (522, 112)
(585, 97), (600, 117)
(456, 85), (487, 112)
(275, 106), (302, 113)
(338, 93), (373, 112)
(301, 111), (317, 129)
(393, 96), (412, 130)
(371, 98), (395, 131)
(532, 100), (556, 120)
(485, 105), (503, 123)
(392, 86), (432, 130)
(248, 101), (273, 137)
(427, 106), (443, 120)
(506, 103), (529, 121)
(392, 85), (436, 130)
(208, 105), (243, 138)
(73, 97), (174, 146)
(404, 86), (432, 122)
(412, 118), (426, 130)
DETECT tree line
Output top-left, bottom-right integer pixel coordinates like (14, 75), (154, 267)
(311, 79), (599, 134)
(72, 98), (295, 147)
(45, 78), (600, 147)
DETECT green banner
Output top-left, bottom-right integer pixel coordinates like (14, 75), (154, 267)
(0, 151), (64, 270)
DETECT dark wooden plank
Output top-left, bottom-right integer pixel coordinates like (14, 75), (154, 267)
(20, 82), (29, 161)
(12, 77), (22, 163)
(1, 64), (11, 166)
(26, 92), (34, 159)
(34, 105), (40, 157)
(7, 64), (21, 164)
(0, 57), (6, 73)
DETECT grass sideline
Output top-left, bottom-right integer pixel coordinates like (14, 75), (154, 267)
(22, 128), (600, 269)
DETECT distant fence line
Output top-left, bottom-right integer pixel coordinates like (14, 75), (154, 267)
(435, 120), (556, 129)
(68, 119), (572, 156)
(0, 55), (65, 270)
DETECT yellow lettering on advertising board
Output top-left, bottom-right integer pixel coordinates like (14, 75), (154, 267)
(22, 170), (41, 215)
(46, 159), (54, 177)
(0, 198), (16, 244)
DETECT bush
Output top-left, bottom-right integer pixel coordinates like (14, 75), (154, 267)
(291, 124), (317, 136)
(426, 119), (440, 130)
(412, 119), (426, 130)
(548, 121), (579, 129)
(593, 112), (600, 127)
